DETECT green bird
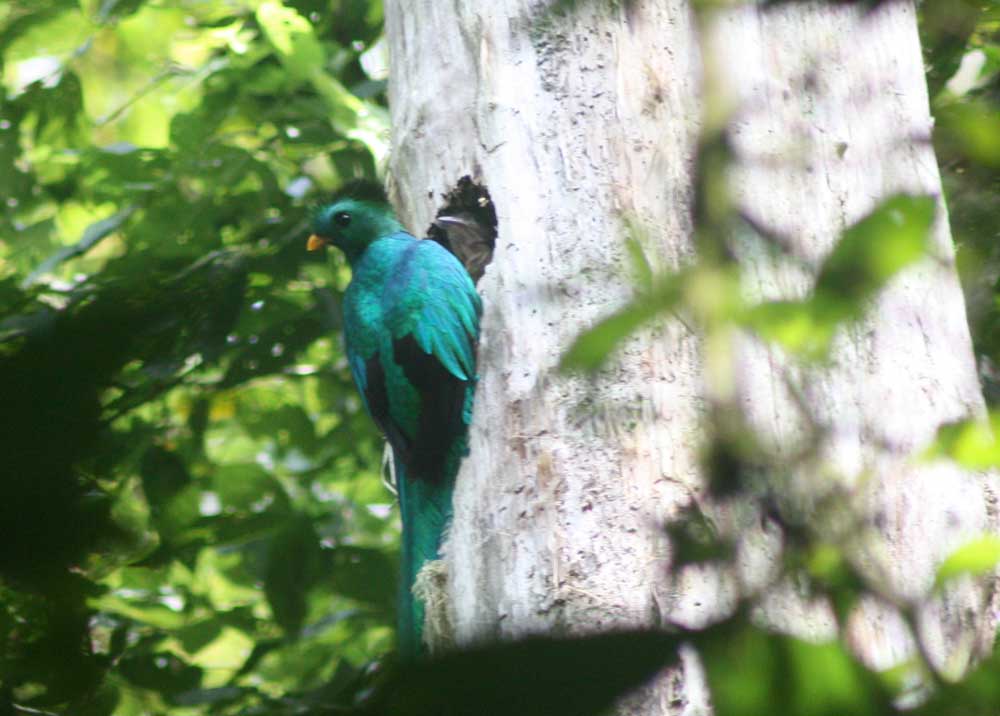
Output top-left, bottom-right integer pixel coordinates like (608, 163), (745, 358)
(308, 181), (481, 658)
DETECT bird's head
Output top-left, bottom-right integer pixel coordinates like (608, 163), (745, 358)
(308, 180), (403, 262)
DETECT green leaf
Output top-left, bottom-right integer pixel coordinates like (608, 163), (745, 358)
(264, 514), (324, 635)
(935, 535), (1000, 588)
(118, 652), (201, 694)
(742, 300), (834, 360)
(561, 303), (654, 372)
(926, 413), (1000, 469)
(937, 101), (1000, 167)
(745, 195), (935, 359)
(328, 545), (397, 613)
(817, 194), (936, 305)
(90, 594), (189, 630)
(665, 506), (733, 566)
(365, 630), (682, 716)
(0, 2), (389, 712)
(702, 622), (890, 716)
(211, 463), (284, 511)
(919, 646), (1000, 714)
(624, 229), (654, 293)
(23, 206), (136, 287)
(256, 1), (325, 83)
(561, 274), (683, 372)
(172, 687), (247, 707)
(140, 445), (192, 506)
(921, 0), (983, 97)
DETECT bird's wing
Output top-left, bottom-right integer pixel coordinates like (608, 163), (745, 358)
(389, 239), (481, 382)
(382, 239), (481, 480)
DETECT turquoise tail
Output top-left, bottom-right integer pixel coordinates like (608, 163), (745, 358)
(395, 455), (456, 659)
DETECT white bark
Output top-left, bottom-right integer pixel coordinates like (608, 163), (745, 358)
(385, 0), (998, 712)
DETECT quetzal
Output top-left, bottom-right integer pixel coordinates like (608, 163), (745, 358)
(308, 181), (481, 657)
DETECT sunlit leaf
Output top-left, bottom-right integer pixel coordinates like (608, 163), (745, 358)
(90, 594), (189, 630)
(937, 101), (1000, 167)
(935, 535), (1000, 588)
(926, 412), (1000, 469)
(742, 299), (833, 359)
(22, 206), (136, 286)
(0, 1), (392, 712)
(256, 1), (325, 83)
(185, 626), (255, 685)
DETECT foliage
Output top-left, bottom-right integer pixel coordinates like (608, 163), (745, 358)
(3, 1), (1000, 716)
(927, 0), (1000, 400)
(0, 1), (393, 713)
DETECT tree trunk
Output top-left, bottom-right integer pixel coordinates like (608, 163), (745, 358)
(385, 0), (998, 712)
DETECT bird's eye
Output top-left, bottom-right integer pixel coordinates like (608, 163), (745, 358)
(334, 211), (351, 228)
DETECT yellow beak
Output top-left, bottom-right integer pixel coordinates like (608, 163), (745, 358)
(306, 234), (328, 252)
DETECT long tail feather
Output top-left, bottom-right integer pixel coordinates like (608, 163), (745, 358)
(395, 455), (455, 658)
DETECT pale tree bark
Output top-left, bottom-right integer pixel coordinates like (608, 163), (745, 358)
(385, 0), (998, 713)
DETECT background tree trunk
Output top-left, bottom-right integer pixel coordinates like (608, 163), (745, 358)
(385, 0), (998, 712)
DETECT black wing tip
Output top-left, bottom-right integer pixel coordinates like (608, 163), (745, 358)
(331, 179), (390, 206)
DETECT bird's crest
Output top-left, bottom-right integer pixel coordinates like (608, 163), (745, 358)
(330, 179), (390, 206)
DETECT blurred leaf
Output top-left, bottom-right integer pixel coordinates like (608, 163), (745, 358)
(118, 652), (202, 694)
(702, 622), (891, 716)
(265, 514), (325, 635)
(918, 647), (1000, 715)
(97, 0), (147, 22)
(256, 1), (325, 83)
(561, 274), (684, 372)
(817, 195), (935, 307)
(141, 445), (192, 506)
(624, 231), (654, 293)
(328, 545), (397, 613)
(921, 0), (983, 96)
(937, 101), (1000, 168)
(364, 630), (682, 716)
(0, 0), (80, 50)
(23, 206), (136, 287)
(172, 686), (247, 707)
(212, 463), (285, 511)
(743, 300), (832, 360)
(90, 593), (188, 630)
(0, 3), (390, 710)
(934, 535), (1000, 589)
(561, 303), (655, 372)
(746, 195), (935, 359)
(926, 412), (1000, 469)
(665, 504), (732, 567)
